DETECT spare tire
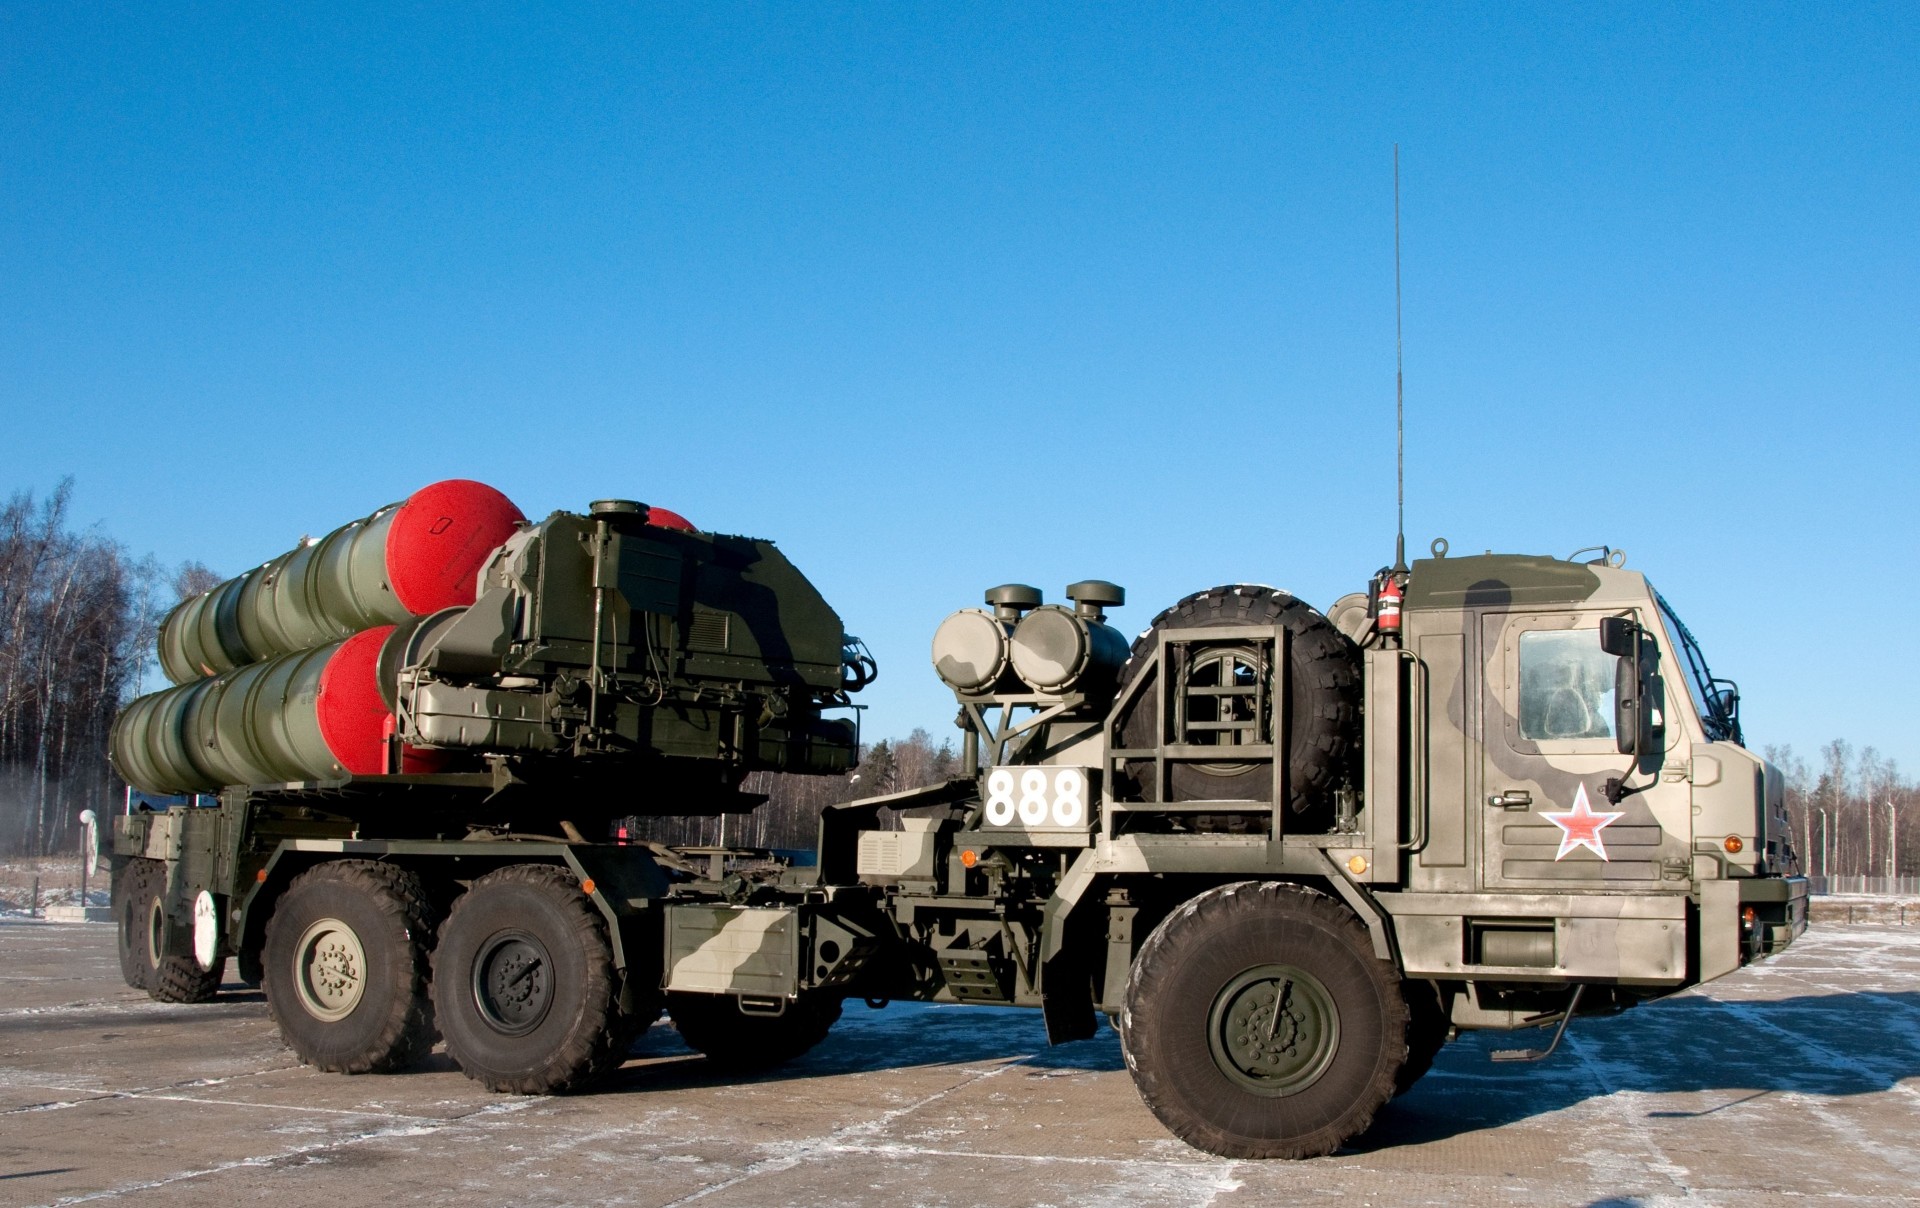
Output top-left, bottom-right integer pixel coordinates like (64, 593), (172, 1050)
(1115, 585), (1358, 818)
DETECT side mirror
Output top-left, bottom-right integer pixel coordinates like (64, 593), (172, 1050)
(1711, 685), (1739, 725)
(1599, 616), (1635, 657)
(1613, 647), (1641, 755)
(1607, 617), (1662, 758)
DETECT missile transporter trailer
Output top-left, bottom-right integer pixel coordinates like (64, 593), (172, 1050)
(113, 495), (1807, 1159)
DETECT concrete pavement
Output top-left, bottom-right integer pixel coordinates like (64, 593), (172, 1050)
(2, 919), (1916, 1207)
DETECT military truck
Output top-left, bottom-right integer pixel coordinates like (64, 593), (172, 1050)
(113, 488), (1805, 1160)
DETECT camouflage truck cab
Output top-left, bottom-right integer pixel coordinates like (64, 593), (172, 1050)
(1381, 551), (1804, 1021)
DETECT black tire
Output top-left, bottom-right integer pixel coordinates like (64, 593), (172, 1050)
(1395, 980), (1450, 1097)
(262, 860), (439, 1073)
(137, 860), (223, 1004)
(433, 863), (637, 1094)
(667, 992), (843, 1072)
(1121, 881), (1407, 1160)
(1115, 585), (1358, 819)
(114, 859), (155, 991)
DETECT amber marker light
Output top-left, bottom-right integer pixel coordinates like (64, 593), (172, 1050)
(1723, 836), (1744, 854)
(1347, 855), (1369, 874)
(960, 850), (978, 868)
(580, 878), (597, 895)
(255, 868), (267, 883)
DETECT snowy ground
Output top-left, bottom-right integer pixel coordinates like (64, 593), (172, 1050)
(1, 920), (1917, 1207)
(0, 860), (106, 919)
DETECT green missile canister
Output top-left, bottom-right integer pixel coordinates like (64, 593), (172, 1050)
(156, 480), (525, 684)
(114, 624), (441, 795)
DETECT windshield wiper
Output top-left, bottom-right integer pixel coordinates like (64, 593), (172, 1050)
(1655, 593), (1742, 745)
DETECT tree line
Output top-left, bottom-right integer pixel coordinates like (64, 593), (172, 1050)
(621, 729), (959, 851)
(1764, 741), (1918, 880)
(1, 482), (151, 856)
(4, 478), (1916, 877)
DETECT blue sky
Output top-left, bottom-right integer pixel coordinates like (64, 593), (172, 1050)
(4, 6), (1915, 769)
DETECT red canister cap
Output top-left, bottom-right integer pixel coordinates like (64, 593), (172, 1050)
(385, 479), (525, 614)
(316, 627), (397, 776)
(647, 505), (696, 531)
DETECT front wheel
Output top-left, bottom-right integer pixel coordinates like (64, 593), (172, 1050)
(1121, 881), (1407, 1159)
(1396, 979), (1451, 1097)
(433, 864), (641, 1094)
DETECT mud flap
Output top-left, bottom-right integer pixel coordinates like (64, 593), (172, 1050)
(1698, 880), (1740, 983)
(1040, 956), (1097, 1043)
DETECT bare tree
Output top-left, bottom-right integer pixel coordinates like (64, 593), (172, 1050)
(626, 729), (961, 851)
(0, 481), (158, 856)
(1771, 740), (1916, 880)
(172, 560), (222, 602)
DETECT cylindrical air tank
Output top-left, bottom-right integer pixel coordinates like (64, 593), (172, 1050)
(156, 480), (526, 684)
(931, 584), (1043, 693)
(1008, 581), (1128, 695)
(113, 625), (441, 795)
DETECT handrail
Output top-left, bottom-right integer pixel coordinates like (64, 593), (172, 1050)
(1398, 648), (1429, 853)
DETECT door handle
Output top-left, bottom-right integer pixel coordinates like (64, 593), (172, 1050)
(1487, 790), (1533, 810)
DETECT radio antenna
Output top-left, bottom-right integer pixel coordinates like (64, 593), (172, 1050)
(1392, 144), (1407, 574)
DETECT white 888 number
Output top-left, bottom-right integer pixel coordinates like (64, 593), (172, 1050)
(983, 767), (1089, 828)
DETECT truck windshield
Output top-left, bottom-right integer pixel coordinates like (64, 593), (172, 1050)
(1653, 591), (1742, 745)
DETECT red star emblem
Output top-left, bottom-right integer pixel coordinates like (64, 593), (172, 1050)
(1540, 784), (1624, 861)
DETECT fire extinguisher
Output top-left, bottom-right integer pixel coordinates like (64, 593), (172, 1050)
(1373, 567), (1404, 637)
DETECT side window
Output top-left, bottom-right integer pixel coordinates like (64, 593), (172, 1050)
(1518, 629), (1617, 741)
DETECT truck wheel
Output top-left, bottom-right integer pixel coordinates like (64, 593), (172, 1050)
(114, 859), (156, 991)
(262, 860), (439, 1073)
(1395, 980), (1450, 1097)
(667, 992), (843, 1071)
(1121, 881), (1407, 1159)
(138, 861), (224, 1004)
(433, 864), (635, 1094)
(1114, 586), (1358, 818)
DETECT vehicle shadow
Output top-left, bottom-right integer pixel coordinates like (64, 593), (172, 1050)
(596, 1000), (1124, 1095)
(596, 988), (1920, 1148)
(1355, 989), (1920, 1151)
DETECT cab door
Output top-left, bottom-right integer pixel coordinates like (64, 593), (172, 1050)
(1478, 609), (1692, 892)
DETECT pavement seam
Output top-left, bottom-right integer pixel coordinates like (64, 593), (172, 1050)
(27, 1097), (540, 1207)
(1696, 996), (1920, 1183)
(652, 1057), (1036, 1206)
(0, 1082), (456, 1121)
(650, 1053), (1242, 1206)
(1561, 1030), (1701, 1203)
(816, 1139), (1227, 1169)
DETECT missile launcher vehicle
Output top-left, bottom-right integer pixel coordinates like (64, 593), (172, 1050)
(113, 490), (1805, 1159)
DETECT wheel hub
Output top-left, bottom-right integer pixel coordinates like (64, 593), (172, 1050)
(146, 896), (167, 970)
(1208, 963), (1340, 1096)
(1176, 647), (1267, 775)
(293, 918), (367, 1022)
(472, 930), (553, 1036)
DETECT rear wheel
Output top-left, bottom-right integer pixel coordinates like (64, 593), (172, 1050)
(668, 992), (842, 1071)
(1121, 881), (1407, 1159)
(114, 859), (155, 991)
(138, 861), (223, 1004)
(262, 860), (439, 1073)
(433, 864), (642, 1094)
